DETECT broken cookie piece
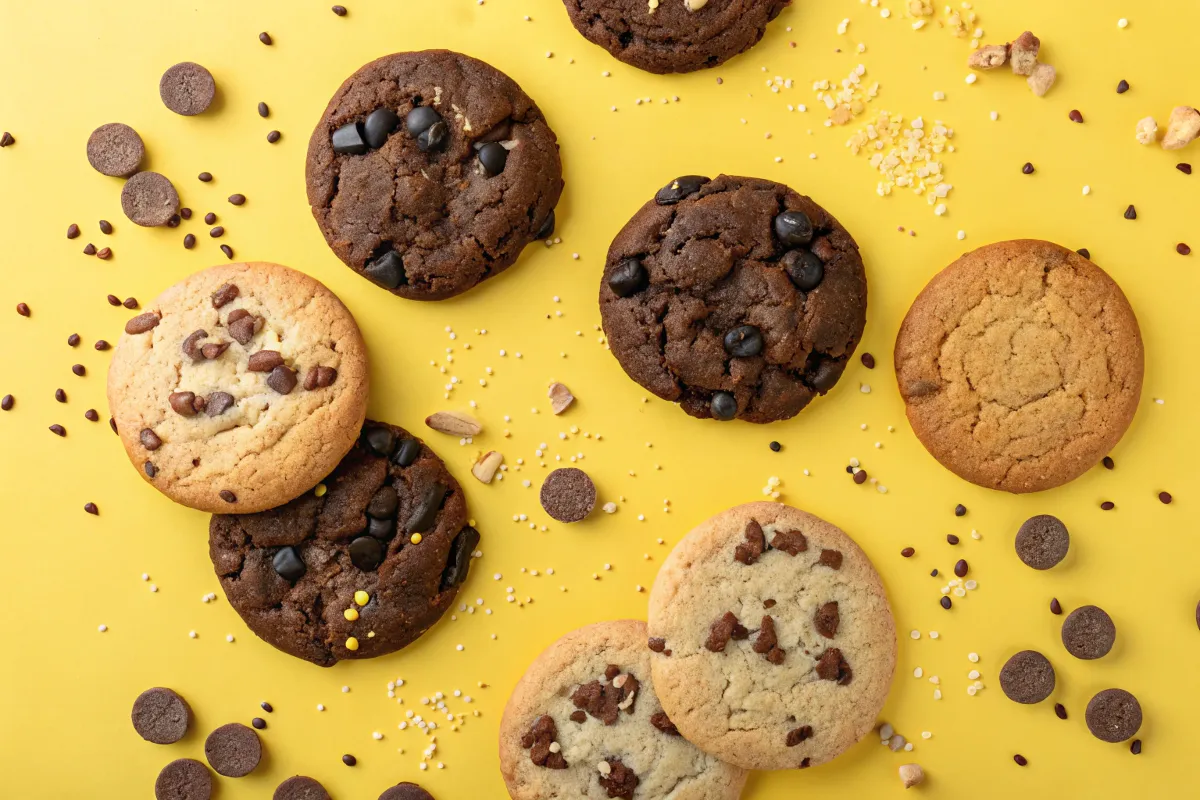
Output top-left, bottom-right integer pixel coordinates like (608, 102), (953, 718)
(1027, 62), (1057, 97)
(968, 44), (1009, 70)
(1163, 106), (1200, 150)
(1009, 31), (1040, 75)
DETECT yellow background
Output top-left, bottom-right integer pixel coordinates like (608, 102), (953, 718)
(1, 0), (1197, 797)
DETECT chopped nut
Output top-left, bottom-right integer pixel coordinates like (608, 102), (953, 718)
(425, 410), (482, 436)
(899, 763), (925, 789)
(1027, 63), (1057, 97)
(1163, 106), (1200, 150)
(547, 382), (575, 415)
(1135, 116), (1159, 146)
(968, 44), (1008, 70)
(1010, 31), (1040, 76)
(471, 450), (504, 484)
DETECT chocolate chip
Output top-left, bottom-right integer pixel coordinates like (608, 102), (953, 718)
(815, 648), (853, 684)
(209, 226), (225, 238)
(1000, 650), (1056, 704)
(782, 249), (824, 291)
(785, 726), (813, 747)
(1076, 247), (1091, 258)
(341, 754), (356, 767)
(1123, 204), (1137, 220)
(723, 325), (764, 357)
(203, 392), (234, 419)
(809, 357), (845, 393)
(406, 106), (442, 137)
(201, 341), (230, 360)
(155, 759), (212, 800)
(647, 637), (666, 653)
(349, 536), (385, 571)
(521, 715), (567, 769)
(405, 482), (448, 534)
(122, 172), (180, 227)
(655, 175), (709, 205)
(258, 31), (272, 44)
(1055, 703), (1068, 720)
(1016, 515), (1069, 569)
(0, 132), (12, 147)
(144, 460), (156, 477)
(364, 250), (406, 289)
(169, 391), (200, 416)
(1086, 689), (1142, 742)
(1022, 162), (1035, 174)
(260, 702), (273, 713)
(227, 314), (257, 345)
(769, 441), (782, 452)
(72, 364), (86, 376)
(367, 485), (399, 519)
(86, 123), (145, 177)
(83, 502), (99, 515)
(364, 108), (402, 149)
(1159, 491), (1173, 504)
(954, 504), (967, 517)
(598, 757), (639, 799)
(1117, 79), (1130, 93)
(946, 534), (960, 545)
(94, 339), (109, 350)
(124, 311), (161, 334)
(96, 246), (112, 260)
(440, 526), (481, 590)
(332, 122), (368, 155)
(85, 409), (99, 421)
(1178, 243), (1192, 256)
(954, 559), (968, 577)
(818, 549), (843, 569)
(247, 350), (284, 372)
(815, 601), (839, 638)
(1069, 109), (1084, 123)
(273, 547), (306, 581)
(251, 717), (266, 730)
(266, 365), (298, 394)
(1013, 755), (1028, 767)
(478, 142), (508, 176)
(211, 283), (239, 308)
(607, 258), (648, 297)
(774, 210), (814, 246)
(204, 723), (262, 777)
(753, 615), (785, 663)
(198, 172), (213, 182)
(219, 490), (237, 504)
(55, 388), (66, 403)
(96, 219), (114, 237)
(604, 665), (620, 680)
(539, 468), (596, 523)
(132, 687), (193, 744)
(364, 426), (397, 457)
(184, 233), (196, 249)
(1130, 739), (1142, 755)
(0, 395), (11, 411)
(1061, 605), (1116, 660)
(1050, 597), (1063, 615)
(332, 5), (348, 15)
(140, 428), (162, 450)
(1178, 163), (1193, 175)
(304, 366), (338, 389)
(416, 119), (449, 151)
(535, 210), (556, 239)
(860, 352), (875, 369)
(900, 547), (915, 558)
(257, 101), (270, 119)
(771, 529), (807, 555)
(705, 611), (739, 652)
(734, 519), (765, 565)
(367, 517), (393, 540)
(853, 469), (868, 485)
(49, 424), (69, 439)
(267, 130), (281, 144)
(160, 62), (216, 116)
(650, 711), (679, 736)
(710, 391), (737, 421)
(394, 438), (421, 467)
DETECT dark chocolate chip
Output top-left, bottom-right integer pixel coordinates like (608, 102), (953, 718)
(1061, 605), (1116, 660)
(860, 352), (875, 369)
(85, 409), (99, 421)
(1130, 739), (1142, 755)
(266, 365), (297, 394)
(144, 460), (157, 477)
(782, 249), (824, 290)
(332, 5), (348, 15)
(206, 391), (234, 416)
(99, 219), (113, 234)
(1014, 755), (1028, 767)
(1022, 162), (1035, 174)
(440, 525), (481, 590)
(349, 536), (385, 571)
(394, 438), (421, 467)
(416, 120), (448, 152)
(774, 210), (814, 246)
(273, 547), (306, 581)
(259, 31), (272, 44)
(209, 226), (224, 238)
(342, 754), (356, 767)
(808, 358), (845, 393)
(405, 482), (448, 533)
(49, 423), (66, 437)
(211, 283), (239, 308)
(72, 364), (86, 376)
(267, 130), (282, 144)
(247, 350), (284, 372)
(769, 441), (782, 452)
(940, 596), (952, 610)
(710, 391), (737, 421)
(954, 559), (968, 577)
(364, 426), (398, 457)
(332, 122), (368, 155)
(1069, 109), (1084, 123)
(723, 325), (764, 357)
(367, 485), (399, 518)
(364, 108), (402, 149)
(1050, 597), (1063, 615)
(655, 175), (709, 205)
(607, 258), (648, 297)
(364, 250), (406, 289)
(1000, 650), (1056, 704)
(184, 233), (196, 249)
(140, 428), (163, 450)
(84, 502), (99, 515)
(219, 490), (237, 504)
(478, 142), (508, 176)
(1076, 248), (1091, 259)
(1117, 79), (1130, 93)
(55, 388), (66, 403)
(1055, 703), (1068, 720)
(1, 395), (13, 411)
(251, 717), (266, 730)
(258, 102), (270, 118)
(367, 517), (394, 540)
(1159, 491), (1173, 504)
(1123, 204), (1137, 220)
(535, 210), (556, 239)
(227, 314), (257, 345)
(94, 339), (109, 350)
(406, 106), (442, 136)
(1179, 163), (1193, 175)
(785, 725), (813, 746)
(647, 637), (666, 653)
(260, 702), (273, 713)
(946, 534), (960, 545)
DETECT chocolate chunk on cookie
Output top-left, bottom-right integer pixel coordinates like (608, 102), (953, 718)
(203, 723), (261, 778)
(1061, 605), (1116, 659)
(273, 776), (331, 800)
(1015, 515), (1070, 569)
(562, 0), (792, 74)
(121, 172), (181, 227)
(999, 650), (1056, 704)
(209, 421), (477, 666)
(155, 758), (212, 800)
(539, 468), (596, 523)
(305, 50), (563, 300)
(87, 123), (145, 177)
(132, 687), (192, 744)
(160, 62), (216, 116)
(1086, 689), (1142, 742)
(600, 175), (867, 423)
(378, 784), (435, 800)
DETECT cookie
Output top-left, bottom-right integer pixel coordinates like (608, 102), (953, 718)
(539, 468), (596, 523)
(1085, 689), (1142, 742)
(132, 687), (192, 744)
(209, 420), (479, 667)
(1014, 515), (1069, 569)
(600, 175), (867, 423)
(155, 758), (212, 800)
(107, 262), (369, 513)
(121, 172), (181, 227)
(647, 502), (896, 770)
(204, 723), (261, 777)
(273, 776), (331, 800)
(87, 123), (145, 177)
(1061, 605), (1116, 660)
(895, 240), (1143, 493)
(562, 0), (791, 74)
(499, 620), (747, 799)
(305, 50), (562, 300)
(999, 650), (1055, 704)
(160, 62), (216, 116)
(378, 784), (435, 800)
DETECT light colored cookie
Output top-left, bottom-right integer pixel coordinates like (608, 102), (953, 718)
(894, 240), (1143, 493)
(498, 620), (747, 800)
(647, 502), (896, 771)
(107, 262), (369, 513)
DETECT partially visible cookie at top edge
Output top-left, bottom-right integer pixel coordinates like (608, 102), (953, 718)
(600, 174), (867, 424)
(498, 619), (747, 800)
(377, 783), (435, 800)
(305, 50), (563, 301)
(894, 239), (1143, 493)
(273, 776), (331, 800)
(106, 261), (369, 514)
(647, 502), (896, 771)
(562, 0), (792, 74)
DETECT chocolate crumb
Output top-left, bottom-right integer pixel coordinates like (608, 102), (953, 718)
(785, 726), (813, 747)
(650, 711), (679, 736)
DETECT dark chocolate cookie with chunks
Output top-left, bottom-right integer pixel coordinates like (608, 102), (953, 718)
(499, 620), (746, 800)
(305, 50), (563, 300)
(600, 174), (867, 423)
(648, 502), (896, 770)
(209, 420), (480, 667)
(563, 0), (792, 74)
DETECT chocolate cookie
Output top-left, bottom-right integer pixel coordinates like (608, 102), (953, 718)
(562, 0), (791, 74)
(600, 175), (867, 423)
(107, 262), (369, 513)
(1085, 689), (1142, 742)
(1015, 515), (1070, 569)
(204, 723), (261, 777)
(132, 687), (192, 744)
(87, 123), (145, 177)
(121, 172), (180, 227)
(305, 50), (562, 300)
(647, 502), (896, 770)
(378, 784), (435, 800)
(1061, 605), (1116, 660)
(999, 650), (1055, 704)
(155, 759), (212, 800)
(499, 620), (747, 800)
(209, 420), (480, 667)
(274, 776), (331, 800)
(895, 240), (1143, 492)
(539, 468), (596, 523)
(160, 62), (216, 116)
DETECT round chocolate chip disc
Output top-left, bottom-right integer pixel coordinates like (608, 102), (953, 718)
(1085, 688), (1142, 742)
(1061, 605), (1116, 659)
(132, 687), (192, 744)
(999, 650), (1056, 704)
(121, 172), (181, 227)
(155, 758), (213, 800)
(539, 467), (596, 523)
(273, 776), (332, 800)
(160, 62), (216, 116)
(1014, 515), (1070, 569)
(204, 723), (262, 778)
(378, 783), (435, 800)
(87, 123), (145, 177)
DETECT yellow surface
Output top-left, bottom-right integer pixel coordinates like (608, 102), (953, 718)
(1, 1), (1197, 797)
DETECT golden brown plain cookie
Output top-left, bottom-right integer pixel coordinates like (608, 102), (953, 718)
(498, 620), (747, 800)
(107, 262), (369, 513)
(894, 240), (1143, 493)
(647, 502), (896, 771)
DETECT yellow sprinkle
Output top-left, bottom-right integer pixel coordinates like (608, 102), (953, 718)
(344, 608), (359, 621)
(314, 483), (327, 497)
(345, 637), (359, 651)
(410, 533), (423, 545)
(354, 590), (370, 606)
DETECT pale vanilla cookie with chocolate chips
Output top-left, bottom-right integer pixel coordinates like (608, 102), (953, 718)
(499, 620), (747, 800)
(648, 502), (896, 771)
(894, 240), (1143, 493)
(107, 262), (369, 513)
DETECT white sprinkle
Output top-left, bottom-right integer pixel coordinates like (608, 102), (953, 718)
(226, 634), (235, 642)
(990, 111), (999, 121)
(342, 685), (350, 693)
(456, 644), (464, 651)
(97, 624), (108, 632)
(317, 704), (325, 711)
(1118, 18), (1128, 28)
(141, 573), (149, 581)
(965, 73), (977, 84)
(967, 685), (978, 696)
(910, 630), (921, 640)
(913, 667), (924, 678)
(968, 652), (980, 662)
(929, 675), (940, 685)
(933, 689), (942, 700)
(860, 384), (871, 393)
(1082, 185), (1091, 195)
(929, 631), (939, 640)
(373, 732), (383, 740)
(968, 670), (981, 680)
(957, 230), (966, 240)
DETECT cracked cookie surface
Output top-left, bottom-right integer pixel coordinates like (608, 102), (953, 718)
(107, 262), (369, 513)
(209, 420), (479, 667)
(599, 174), (867, 423)
(894, 240), (1143, 493)
(647, 502), (896, 771)
(499, 620), (746, 800)
(305, 50), (563, 301)
(563, 0), (791, 74)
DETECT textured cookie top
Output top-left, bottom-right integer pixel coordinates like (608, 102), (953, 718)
(894, 240), (1143, 493)
(209, 421), (479, 667)
(647, 502), (896, 771)
(498, 620), (747, 800)
(107, 262), (369, 513)
(305, 50), (563, 300)
(600, 175), (867, 423)
(563, 0), (791, 74)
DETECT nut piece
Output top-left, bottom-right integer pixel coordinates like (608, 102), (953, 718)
(899, 763), (925, 789)
(1010, 31), (1040, 76)
(968, 44), (1009, 70)
(548, 382), (575, 415)
(471, 450), (504, 484)
(425, 410), (482, 437)
(1162, 106), (1200, 150)
(1027, 63), (1057, 97)
(1135, 116), (1159, 146)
